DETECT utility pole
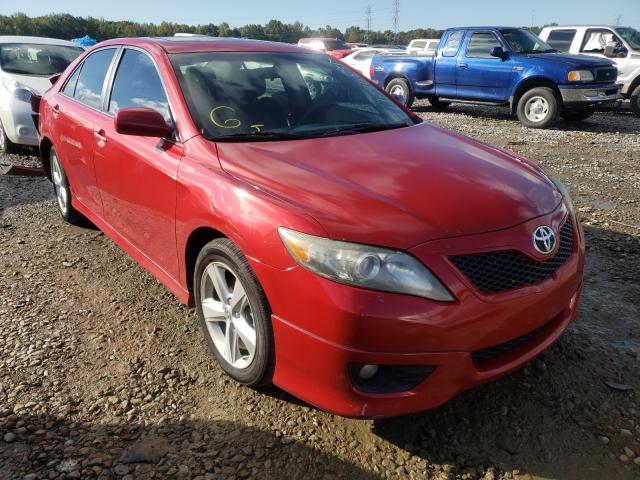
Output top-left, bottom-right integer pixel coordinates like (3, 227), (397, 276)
(366, 5), (372, 44)
(614, 14), (623, 27)
(392, 0), (400, 43)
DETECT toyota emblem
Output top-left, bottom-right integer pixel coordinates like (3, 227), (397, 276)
(532, 226), (556, 254)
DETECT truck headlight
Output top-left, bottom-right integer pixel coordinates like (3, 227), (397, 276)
(2, 77), (36, 102)
(567, 70), (594, 82)
(278, 227), (454, 301)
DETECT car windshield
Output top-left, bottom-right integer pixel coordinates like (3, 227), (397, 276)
(0, 43), (84, 76)
(323, 40), (349, 51)
(616, 28), (640, 50)
(500, 28), (555, 54)
(170, 51), (414, 141)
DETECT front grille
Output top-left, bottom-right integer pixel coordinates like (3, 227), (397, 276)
(449, 215), (574, 294)
(471, 325), (543, 364)
(595, 67), (617, 82)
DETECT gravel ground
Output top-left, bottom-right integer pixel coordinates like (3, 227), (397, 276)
(1, 105), (639, 480)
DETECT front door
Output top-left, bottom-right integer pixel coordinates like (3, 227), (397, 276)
(93, 47), (182, 279)
(456, 31), (514, 102)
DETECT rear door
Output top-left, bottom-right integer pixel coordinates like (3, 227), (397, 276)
(434, 30), (464, 98)
(456, 30), (514, 102)
(52, 47), (118, 216)
(92, 47), (182, 279)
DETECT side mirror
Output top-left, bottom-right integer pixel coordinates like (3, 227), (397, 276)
(490, 46), (507, 59)
(114, 108), (172, 138)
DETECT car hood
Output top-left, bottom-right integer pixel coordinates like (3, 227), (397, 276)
(217, 122), (561, 249)
(4, 73), (52, 95)
(521, 52), (614, 69)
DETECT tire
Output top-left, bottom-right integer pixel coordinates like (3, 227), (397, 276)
(516, 87), (560, 128)
(386, 78), (414, 108)
(561, 108), (595, 122)
(0, 119), (19, 154)
(194, 238), (274, 387)
(49, 147), (85, 225)
(630, 84), (640, 116)
(427, 96), (452, 109)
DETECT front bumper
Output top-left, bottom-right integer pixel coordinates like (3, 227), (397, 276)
(251, 206), (586, 418)
(0, 96), (40, 146)
(559, 83), (622, 107)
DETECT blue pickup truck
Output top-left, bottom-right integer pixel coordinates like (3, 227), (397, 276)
(370, 27), (622, 128)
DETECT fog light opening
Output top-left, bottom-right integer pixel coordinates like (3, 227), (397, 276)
(348, 363), (436, 394)
(358, 364), (379, 380)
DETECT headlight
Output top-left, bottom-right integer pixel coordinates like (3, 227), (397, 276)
(278, 227), (454, 301)
(551, 177), (576, 215)
(567, 70), (594, 82)
(1, 77), (36, 102)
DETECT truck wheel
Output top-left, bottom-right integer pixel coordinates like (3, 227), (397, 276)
(630, 85), (640, 116)
(428, 96), (452, 110)
(386, 78), (414, 108)
(516, 87), (559, 128)
(561, 108), (595, 122)
(0, 119), (19, 154)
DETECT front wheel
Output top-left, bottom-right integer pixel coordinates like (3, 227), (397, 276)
(386, 78), (414, 108)
(194, 238), (274, 387)
(516, 87), (559, 128)
(630, 84), (640, 116)
(561, 108), (595, 122)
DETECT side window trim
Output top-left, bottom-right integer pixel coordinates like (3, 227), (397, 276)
(104, 46), (182, 144)
(60, 62), (84, 97)
(465, 31), (504, 59)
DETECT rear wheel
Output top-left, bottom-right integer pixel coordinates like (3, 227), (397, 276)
(516, 87), (559, 128)
(50, 147), (85, 225)
(0, 119), (18, 154)
(630, 84), (640, 116)
(561, 108), (595, 122)
(428, 96), (452, 109)
(386, 78), (414, 108)
(194, 238), (274, 387)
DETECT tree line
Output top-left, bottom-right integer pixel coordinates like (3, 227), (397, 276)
(0, 13), (550, 45)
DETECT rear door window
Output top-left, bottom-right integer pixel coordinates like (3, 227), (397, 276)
(466, 32), (502, 58)
(73, 48), (116, 109)
(441, 31), (464, 57)
(546, 30), (576, 52)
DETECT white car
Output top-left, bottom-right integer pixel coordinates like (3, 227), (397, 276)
(341, 48), (405, 78)
(539, 25), (640, 115)
(0, 36), (84, 153)
(406, 39), (440, 56)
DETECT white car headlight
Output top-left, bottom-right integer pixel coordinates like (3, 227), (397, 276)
(551, 177), (576, 215)
(567, 70), (594, 82)
(1, 77), (36, 102)
(278, 227), (454, 301)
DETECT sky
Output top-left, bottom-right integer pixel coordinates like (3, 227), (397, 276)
(1, 0), (638, 31)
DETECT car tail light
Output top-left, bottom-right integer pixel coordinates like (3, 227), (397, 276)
(369, 65), (375, 78)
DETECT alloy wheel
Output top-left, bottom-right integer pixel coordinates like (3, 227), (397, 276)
(389, 84), (407, 103)
(524, 96), (550, 123)
(200, 261), (257, 370)
(51, 152), (69, 216)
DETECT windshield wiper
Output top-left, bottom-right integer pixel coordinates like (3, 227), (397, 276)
(314, 122), (409, 137)
(211, 131), (308, 142)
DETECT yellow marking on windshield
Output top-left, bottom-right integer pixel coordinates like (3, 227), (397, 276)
(209, 106), (241, 129)
(251, 124), (265, 132)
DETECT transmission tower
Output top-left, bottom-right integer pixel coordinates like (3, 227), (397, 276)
(366, 5), (372, 43)
(392, 0), (400, 43)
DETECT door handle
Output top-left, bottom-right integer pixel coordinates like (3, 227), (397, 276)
(94, 129), (107, 145)
(458, 63), (468, 68)
(52, 104), (60, 117)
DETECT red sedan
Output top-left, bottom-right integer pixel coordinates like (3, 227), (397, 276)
(35, 37), (585, 418)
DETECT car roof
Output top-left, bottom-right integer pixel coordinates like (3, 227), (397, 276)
(447, 26), (521, 31)
(541, 25), (626, 29)
(0, 35), (81, 47)
(97, 36), (309, 54)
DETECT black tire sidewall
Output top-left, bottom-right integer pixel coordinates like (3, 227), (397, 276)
(0, 119), (17, 154)
(386, 78), (414, 108)
(428, 96), (451, 109)
(194, 239), (274, 387)
(517, 87), (559, 128)
(630, 85), (640, 116)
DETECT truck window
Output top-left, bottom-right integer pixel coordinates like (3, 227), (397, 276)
(441, 31), (464, 57)
(546, 30), (576, 52)
(581, 29), (623, 54)
(466, 32), (502, 58)
(412, 41), (427, 49)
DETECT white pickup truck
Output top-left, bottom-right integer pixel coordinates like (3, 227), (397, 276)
(540, 25), (640, 115)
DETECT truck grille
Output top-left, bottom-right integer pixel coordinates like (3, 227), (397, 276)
(595, 67), (617, 83)
(449, 215), (574, 294)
